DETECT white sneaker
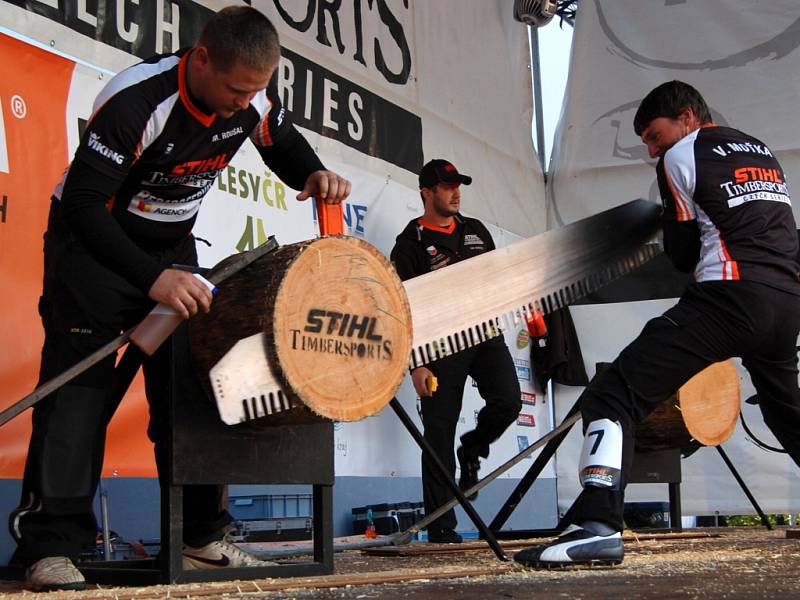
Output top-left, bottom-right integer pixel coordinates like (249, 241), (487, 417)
(25, 556), (86, 591)
(182, 535), (278, 569)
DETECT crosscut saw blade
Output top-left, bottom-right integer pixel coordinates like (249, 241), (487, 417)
(404, 198), (662, 368)
(210, 198), (661, 424)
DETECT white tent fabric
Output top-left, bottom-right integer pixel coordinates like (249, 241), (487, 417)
(549, 0), (800, 515)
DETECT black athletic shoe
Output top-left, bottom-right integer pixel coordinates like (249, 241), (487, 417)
(514, 522), (624, 569)
(457, 446), (480, 500)
(427, 528), (463, 544)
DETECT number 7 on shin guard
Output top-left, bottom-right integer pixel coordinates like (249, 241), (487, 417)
(579, 419), (623, 490)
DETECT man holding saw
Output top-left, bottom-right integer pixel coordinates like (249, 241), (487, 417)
(391, 159), (522, 544)
(9, 6), (350, 591)
(515, 80), (800, 569)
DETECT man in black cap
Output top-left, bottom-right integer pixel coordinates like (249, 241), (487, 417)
(390, 159), (521, 543)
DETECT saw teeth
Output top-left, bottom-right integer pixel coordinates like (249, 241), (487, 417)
(406, 242), (661, 368)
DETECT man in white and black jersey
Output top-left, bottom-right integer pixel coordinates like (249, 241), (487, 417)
(515, 80), (800, 569)
(391, 160), (521, 544)
(9, 7), (351, 591)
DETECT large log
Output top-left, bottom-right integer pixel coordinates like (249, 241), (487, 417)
(191, 236), (412, 424)
(635, 359), (740, 453)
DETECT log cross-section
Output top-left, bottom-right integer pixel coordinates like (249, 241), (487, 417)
(636, 359), (740, 453)
(192, 236), (412, 424)
(268, 236), (412, 421)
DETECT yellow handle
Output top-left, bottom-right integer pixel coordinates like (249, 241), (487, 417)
(425, 374), (438, 395)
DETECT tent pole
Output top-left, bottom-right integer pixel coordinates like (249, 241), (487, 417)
(529, 26), (547, 175)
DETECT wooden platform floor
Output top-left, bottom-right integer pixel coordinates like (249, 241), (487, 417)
(1, 527), (798, 598)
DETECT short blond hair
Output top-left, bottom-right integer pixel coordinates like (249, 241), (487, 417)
(198, 6), (280, 72)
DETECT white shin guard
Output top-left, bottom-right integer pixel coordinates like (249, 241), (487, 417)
(578, 418), (623, 490)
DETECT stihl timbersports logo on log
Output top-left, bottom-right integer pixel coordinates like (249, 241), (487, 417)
(289, 309), (393, 360)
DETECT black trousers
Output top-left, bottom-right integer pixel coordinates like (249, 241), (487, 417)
(420, 336), (522, 531)
(9, 207), (229, 565)
(569, 280), (800, 531)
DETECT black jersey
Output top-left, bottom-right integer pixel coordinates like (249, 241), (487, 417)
(390, 214), (495, 282)
(657, 125), (799, 293)
(55, 47), (323, 291)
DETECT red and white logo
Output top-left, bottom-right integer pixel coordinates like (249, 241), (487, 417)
(517, 413), (536, 427)
(426, 245), (437, 256)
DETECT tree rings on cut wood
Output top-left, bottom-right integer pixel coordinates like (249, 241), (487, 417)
(192, 236), (412, 424)
(267, 236), (412, 422)
(636, 359), (740, 453)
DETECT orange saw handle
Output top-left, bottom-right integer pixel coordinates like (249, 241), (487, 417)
(316, 198), (344, 235)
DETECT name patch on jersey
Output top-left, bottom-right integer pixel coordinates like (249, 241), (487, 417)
(712, 142), (773, 157)
(212, 127), (244, 142)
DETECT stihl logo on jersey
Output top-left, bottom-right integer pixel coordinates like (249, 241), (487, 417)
(720, 165), (790, 205)
(169, 152), (231, 177)
(86, 132), (125, 165)
(733, 166), (784, 184)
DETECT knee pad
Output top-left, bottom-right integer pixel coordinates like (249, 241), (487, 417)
(578, 419), (623, 490)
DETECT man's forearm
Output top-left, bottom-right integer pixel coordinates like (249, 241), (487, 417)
(257, 125), (325, 191)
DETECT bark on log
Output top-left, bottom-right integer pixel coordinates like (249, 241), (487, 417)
(635, 359), (740, 453)
(191, 236), (412, 425)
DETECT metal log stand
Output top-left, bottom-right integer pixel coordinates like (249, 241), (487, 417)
(389, 398), (508, 561)
(487, 397), (771, 539)
(78, 324), (335, 585)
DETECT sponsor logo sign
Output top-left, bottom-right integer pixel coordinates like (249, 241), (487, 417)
(517, 435), (532, 459)
(516, 328), (530, 349)
(517, 413), (536, 427)
(290, 308), (393, 361)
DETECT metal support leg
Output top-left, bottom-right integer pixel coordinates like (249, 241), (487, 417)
(716, 445), (772, 530)
(489, 400), (581, 532)
(389, 398), (508, 561)
(313, 484), (334, 571)
(668, 482), (682, 532)
(164, 484), (183, 581)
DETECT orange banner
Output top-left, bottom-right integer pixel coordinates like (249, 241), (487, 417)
(0, 34), (157, 479)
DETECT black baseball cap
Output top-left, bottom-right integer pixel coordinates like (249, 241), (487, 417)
(418, 159), (472, 188)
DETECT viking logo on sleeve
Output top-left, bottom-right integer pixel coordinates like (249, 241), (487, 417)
(86, 132), (125, 165)
(578, 418), (623, 490)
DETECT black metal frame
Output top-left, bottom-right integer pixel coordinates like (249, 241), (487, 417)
(389, 398), (508, 561)
(487, 397), (770, 539)
(78, 324), (335, 585)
